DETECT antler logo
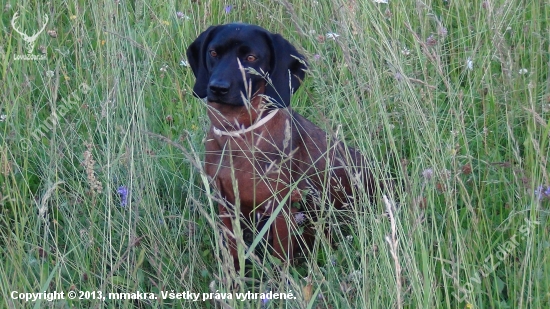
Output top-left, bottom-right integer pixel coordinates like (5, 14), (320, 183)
(11, 12), (49, 55)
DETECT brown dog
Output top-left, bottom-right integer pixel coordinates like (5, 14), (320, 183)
(187, 23), (379, 268)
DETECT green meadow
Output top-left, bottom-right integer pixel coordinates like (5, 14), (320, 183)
(1, 0), (548, 308)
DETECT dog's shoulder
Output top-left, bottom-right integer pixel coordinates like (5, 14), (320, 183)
(289, 109), (326, 137)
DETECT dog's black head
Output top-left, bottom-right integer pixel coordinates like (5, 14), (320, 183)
(186, 23), (307, 108)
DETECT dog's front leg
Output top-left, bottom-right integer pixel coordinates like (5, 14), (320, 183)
(271, 206), (296, 263)
(218, 203), (240, 269)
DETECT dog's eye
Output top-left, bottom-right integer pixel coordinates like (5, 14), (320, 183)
(209, 50), (218, 58)
(246, 55), (257, 62)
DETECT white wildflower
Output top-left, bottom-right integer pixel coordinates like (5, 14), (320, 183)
(176, 12), (190, 20)
(326, 32), (340, 40)
(466, 57), (473, 70)
(422, 168), (434, 180)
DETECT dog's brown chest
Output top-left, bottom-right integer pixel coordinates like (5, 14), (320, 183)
(205, 132), (295, 212)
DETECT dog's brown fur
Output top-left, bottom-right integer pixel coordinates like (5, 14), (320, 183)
(187, 23), (380, 268)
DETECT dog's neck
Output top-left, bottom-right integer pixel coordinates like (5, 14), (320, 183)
(210, 108), (279, 137)
(207, 86), (281, 136)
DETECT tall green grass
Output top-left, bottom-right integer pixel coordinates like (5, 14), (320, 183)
(1, 0), (548, 308)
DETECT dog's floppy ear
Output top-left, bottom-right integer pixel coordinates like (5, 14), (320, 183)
(186, 26), (219, 98)
(264, 33), (307, 108)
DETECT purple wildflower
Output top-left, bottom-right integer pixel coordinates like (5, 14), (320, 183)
(176, 11), (185, 19)
(261, 291), (270, 307)
(224, 5), (232, 13)
(394, 72), (403, 81)
(534, 185), (550, 201)
(294, 212), (306, 225)
(313, 54), (321, 61)
(426, 35), (437, 46)
(535, 186), (543, 200)
(117, 186), (128, 207)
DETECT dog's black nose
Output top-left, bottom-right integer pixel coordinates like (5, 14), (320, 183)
(209, 81), (230, 96)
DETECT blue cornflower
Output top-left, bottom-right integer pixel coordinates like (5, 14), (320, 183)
(261, 294), (269, 307)
(294, 212), (306, 225)
(534, 185), (550, 201)
(535, 186), (543, 200)
(117, 186), (129, 207)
